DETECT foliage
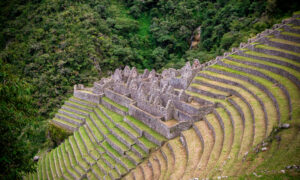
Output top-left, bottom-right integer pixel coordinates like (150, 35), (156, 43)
(0, 59), (46, 179)
(48, 124), (72, 147)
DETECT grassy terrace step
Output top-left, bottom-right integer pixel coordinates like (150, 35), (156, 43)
(64, 139), (86, 174)
(126, 150), (142, 165)
(268, 37), (300, 47)
(56, 147), (74, 179)
(62, 104), (90, 116)
(51, 117), (77, 130)
(70, 96), (97, 107)
(91, 164), (105, 179)
(243, 50), (300, 68)
(223, 58), (300, 119)
(59, 108), (86, 119)
(89, 111), (110, 135)
(192, 76), (255, 155)
(85, 116), (104, 143)
(186, 90), (244, 161)
(169, 137), (187, 180)
(193, 120), (215, 178)
(68, 136), (90, 170)
(49, 151), (57, 179)
(65, 100), (93, 112)
(229, 54), (300, 82)
(78, 127), (100, 160)
(211, 64), (289, 123)
(132, 144), (147, 158)
(74, 131), (96, 164)
(138, 136), (157, 152)
(53, 148), (63, 178)
(160, 143), (175, 179)
(97, 157), (111, 174)
(56, 112), (83, 124)
(181, 128), (203, 180)
(61, 143), (82, 178)
(281, 31), (300, 38)
(125, 115), (166, 142)
(107, 134), (129, 154)
(203, 113), (224, 178)
(42, 156), (47, 180)
(220, 60), (293, 121)
(46, 153), (53, 180)
(208, 108), (234, 178)
(195, 75), (266, 145)
(102, 96), (129, 112)
(200, 70), (277, 136)
(84, 125), (106, 154)
(102, 140), (135, 170)
(255, 44), (300, 57)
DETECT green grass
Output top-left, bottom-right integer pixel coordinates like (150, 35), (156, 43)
(126, 115), (166, 142)
(61, 143), (80, 178)
(109, 168), (120, 179)
(85, 117), (104, 142)
(281, 31), (300, 38)
(42, 155), (47, 180)
(64, 139), (86, 174)
(79, 127), (100, 159)
(66, 100), (93, 110)
(74, 131), (96, 164)
(132, 144), (147, 158)
(49, 151), (57, 179)
(56, 147), (73, 179)
(69, 136), (89, 169)
(102, 141), (121, 158)
(102, 96), (129, 112)
(59, 108), (86, 118)
(126, 150), (142, 164)
(139, 136), (157, 150)
(212, 64), (290, 122)
(52, 117), (77, 128)
(269, 37), (300, 47)
(90, 111), (110, 135)
(56, 112), (82, 123)
(52, 148), (62, 178)
(115, 162), (127, 175)
(243, 50), (300, 67)
(71, 96), (97, 106)
(99, 104), (124, 122)
(112, 127), (135, 145)
(107, 134), (129, 152)
(102, 153), (116, 168)
(223, 59), (300, 121)
(255, 44), (300, 57)
(118, 121), (140, 138)
(229, 54), (300, 79)
(63, 104), (90, 114)
(92, 164), (105, 178)
(94, 107), (115, 128)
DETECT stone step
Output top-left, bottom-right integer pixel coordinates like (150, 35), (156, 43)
(55, 112), (83, 126)
(193, 120), (215, 178)
(73, 131), (96, 165)
(68, 136), (90, 171)
(61, 143), (84, 179)
(237, 50), (300, 71)
(102, 96), (128, 116)
(85, 116), (104, 144)
(78, 127), (100, 161)
(124, 115), (167, 146)
(62, 104), (90, 116)
(168, 137), (188, 180)
(64, 139), (87, 175)
(221, 59), (292, 120)
(227, 54), (300, 90)
(57, 146), (77, 180)
(65, 100), (93, 112)
(181, 127), (203, 180)
(106, 134), (130, 155)
(59, 109), (86, 121)
(259, 37), (300, 53)
(102, 140), (135, 171)
(51, 118), (78, 132)
(70, 96), (97, 107)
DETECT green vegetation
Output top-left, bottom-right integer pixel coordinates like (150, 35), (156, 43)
(102, 96), (129, 112)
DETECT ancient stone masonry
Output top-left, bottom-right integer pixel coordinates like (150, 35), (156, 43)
(73, 60), (216, 139)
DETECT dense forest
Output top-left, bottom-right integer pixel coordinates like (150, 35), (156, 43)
(1, 0), (299, 178)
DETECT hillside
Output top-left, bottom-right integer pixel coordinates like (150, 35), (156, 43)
(1, 0), (300, 179)
(25, 13), (300, 179)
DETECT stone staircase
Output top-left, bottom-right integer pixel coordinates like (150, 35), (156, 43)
(25, 13), (300, 179)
